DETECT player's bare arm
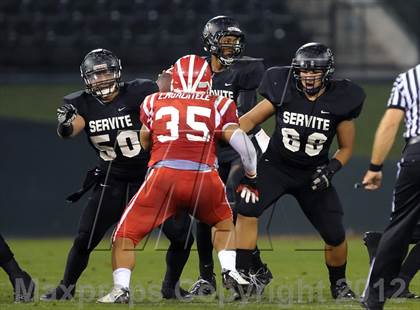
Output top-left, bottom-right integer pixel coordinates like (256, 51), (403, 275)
(70, 115), (85, 137)
(140, 124), (151, 151)
(363, 108), (404, 190)
(156, 69), (172, 92)
(220, 123), (240, 143)
(370, 108), (404, 166)
(333, 120), (356, 166)
(239, 98), (275, 133)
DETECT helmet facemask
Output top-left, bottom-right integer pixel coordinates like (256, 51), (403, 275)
(83, 67), (121, 100)
(291, 43), (335, 96)
(213, 33), (245, 66)
(80, 49), (122, 102)
(292, 59), (333, 96)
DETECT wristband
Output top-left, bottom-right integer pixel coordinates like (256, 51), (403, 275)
(327, 158), (342, 174)
(369, 163), (383, 172)
(57, 123), (74, 138)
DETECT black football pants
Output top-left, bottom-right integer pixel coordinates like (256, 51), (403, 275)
(195, 157), (244, 278)
(0, 233), (14, 265)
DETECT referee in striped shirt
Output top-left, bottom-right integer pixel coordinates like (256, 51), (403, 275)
(361, 65), (420, 310)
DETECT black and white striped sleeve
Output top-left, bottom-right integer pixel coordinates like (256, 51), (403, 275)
(387, 66), (420, 111)
(387, 75), (408, 110)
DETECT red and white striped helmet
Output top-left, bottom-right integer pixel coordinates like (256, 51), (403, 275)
(171, 55), (212, 93)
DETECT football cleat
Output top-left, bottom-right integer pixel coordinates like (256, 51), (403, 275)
(40, 281), (75, 301)
(248, 264), (273, 295)
(13, 271), (35, 303)
(161, 281), (193, 300)
(97, 287), (130, 304)
(222, 269), (249, 297)
(360, 299), (384, 310)
(391, 288), (420, 299)
(189, 274), (217, 296)
(330, 282), (356, 299)
(387, 283), (420, 299)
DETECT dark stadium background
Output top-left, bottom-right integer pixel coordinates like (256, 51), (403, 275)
(1, 0), (418, 236)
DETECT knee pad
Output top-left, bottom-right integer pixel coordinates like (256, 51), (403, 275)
(324, 231), (346, 247)
(237, 201), (264, 218)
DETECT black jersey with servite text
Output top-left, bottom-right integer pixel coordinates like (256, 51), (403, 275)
(259, 66), (365, 168)
(63, 79), (158, 179)
(209, 56), (265, 163)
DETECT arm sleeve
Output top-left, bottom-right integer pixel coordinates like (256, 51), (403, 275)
(140, 94), (155, 131)
(228, 128), (257, 176)
(387, 75), (409, 111)
(215, 97), (239, 138)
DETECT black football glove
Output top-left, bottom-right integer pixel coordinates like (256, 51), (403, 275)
(236, 174), (259, 204)
(311, 158), (342, 191)
(57, 103), (77, 126)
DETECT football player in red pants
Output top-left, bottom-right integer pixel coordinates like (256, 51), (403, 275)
(98, 55), (259, 303)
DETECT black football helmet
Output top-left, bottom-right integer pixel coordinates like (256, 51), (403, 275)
(291, 42), (334, 95)
(80, 48), (122, 101)
(202, 16), (245, 66)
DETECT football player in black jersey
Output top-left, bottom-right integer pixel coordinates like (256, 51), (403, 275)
(235, 42), (365, 299)
(40, 49), (193, 301)
(186, 16), (272, 296)
(0, 234), (35, 302)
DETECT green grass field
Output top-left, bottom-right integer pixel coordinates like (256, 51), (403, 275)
(0, 237), (419, 309)
(0, 82), (405, 158)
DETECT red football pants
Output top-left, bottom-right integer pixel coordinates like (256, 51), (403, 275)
(114, 167), (232, 246)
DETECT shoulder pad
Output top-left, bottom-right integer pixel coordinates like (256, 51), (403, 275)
(235, 59), (265, 90)
(258, 66), (294, 106)
(125, 79), (159, 95)
(325, 79), (366, 117)
(234, 56), (264, 64)
(63, 90), (87, 102)
(232, 57), (264, 74)
(62, 90), (89, 116)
